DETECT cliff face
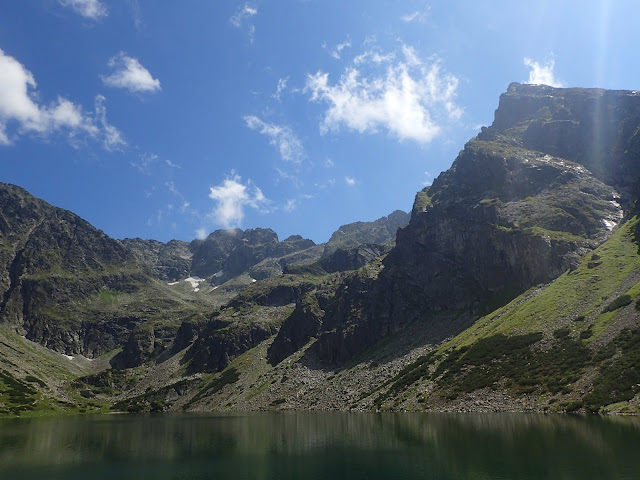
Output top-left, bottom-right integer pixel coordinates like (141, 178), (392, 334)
(323, 210), (410, 256)
(121, 238), (192, 282)
(5, 83), (640, 416)
(283, 83), (640, 366)
(0, 183), (152, 356)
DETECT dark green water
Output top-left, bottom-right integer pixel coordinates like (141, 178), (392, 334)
(0, 412), (639, 479)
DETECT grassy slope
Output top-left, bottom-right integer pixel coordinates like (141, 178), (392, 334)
(0, 326), (117, 416)
(451, 217), (640, 346)
(4, 219), (640, 416)
(373, 218), (640, 413)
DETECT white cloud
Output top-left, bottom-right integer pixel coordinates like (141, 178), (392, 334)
(59, 0), (107, 19)
(196, 228), (208, 240)
(231, 3), (257, 43)
(102, 52), (161, 93)
(244, 115), (304, 163)
(165, 159), (180, 168)
(0, 48), (123, 148)
(523, 57), (563, 87)
(165, 181), (194, 215)
(272, 77), (289, 100)
(329, 39), (351, 60)
(344, 176), (356, 186)
(284, 199), (297, 211)
(353, 50), (395, 66)
(94, 95), (126, 150)
(275, 167), (302, 187)
(400, 9), (429, 23)
(324, 158), (335, 167)
(206, 171), (269, 228)
(130, 153), (157, 174)
(165, 180), (180, 196)
(230, 4), (257, 27)
(305, 45), (461, 144)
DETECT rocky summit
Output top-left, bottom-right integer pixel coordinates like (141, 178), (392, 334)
(2, 83), (640, 417)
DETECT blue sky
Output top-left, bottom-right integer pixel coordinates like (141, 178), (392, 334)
(1, 0), (639, 243)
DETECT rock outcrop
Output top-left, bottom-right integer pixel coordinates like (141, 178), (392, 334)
(323, 210), (409, 256)
(121, 238), (192, 282)
(286, 83), (640, 366)
(0, 184), (151, 354)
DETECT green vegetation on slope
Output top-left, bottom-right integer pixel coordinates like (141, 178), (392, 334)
(371, 218), (640, 413)
(451, 217), (640, 345)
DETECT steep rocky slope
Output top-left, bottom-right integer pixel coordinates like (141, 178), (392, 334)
(3, 83), (640, 417)
(121, 238), (192, 282)
(0, 185), (408, 416)
(125, 212), (408, 286)
(0, 183), (215, 364)
(287, 83), (638, 367)
(323, 210), (409, 255)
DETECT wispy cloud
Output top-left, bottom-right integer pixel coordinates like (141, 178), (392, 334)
(130, 153), (157, 174)
(305, 44), (461, 144)
(165, 181), (192, 213)
(0, 48), (123, 148)
(205, 171), (269, 228)
(230, 3), (257, 26)
(344, 176), (356, 186)
(353, 50), (395, 66)
(523, 57), (563, 87)
(275, 167), (302, 188)
(325, 39), (351, 60)
(315, 178), (336, 190)
(129, 0), (144, 30)
(272, 77), (289, 100)
(230, 4), (258, 43)
(102, 52), (161, 93)
(195, 228), (208, 240)
(244, 115), (304, 163)
(59, 0), (107, 19)
(94, 95), (126, 151)
(400, 9), (429, 23)
(284, 199), (297, 211)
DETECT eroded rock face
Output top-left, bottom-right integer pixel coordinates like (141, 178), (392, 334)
(122, 238), (192, 282)
(294, 83), (640, 365)
(319, 244), (388, 273)
(323, 210), (410, 256)
(188, 228), (316, 282)
(185, 320), (278, 373)
(0, 183), (151, 356)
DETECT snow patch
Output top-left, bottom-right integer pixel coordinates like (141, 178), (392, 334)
(168, 276), (207, 291)
(602, 219), (617, 231)
(182, 276), (207, 291)
(62, 354), (74, 360)
(610, 199), (623, 213)
(251, 278), (257, 283)
(213, 270), (224, 278)
(212, 286), (219, 290)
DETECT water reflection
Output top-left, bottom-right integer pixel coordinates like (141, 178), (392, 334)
(0, 412), (639, 479)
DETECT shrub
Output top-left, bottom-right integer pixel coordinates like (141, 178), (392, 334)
(603, 294), (632, 313)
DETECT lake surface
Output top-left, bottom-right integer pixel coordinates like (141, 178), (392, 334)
(0, 412), (639, 479)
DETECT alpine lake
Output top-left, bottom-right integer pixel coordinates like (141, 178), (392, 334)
(0, 412), (639, 479)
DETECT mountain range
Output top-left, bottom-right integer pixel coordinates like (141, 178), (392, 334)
(1, 82), (639, 416)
